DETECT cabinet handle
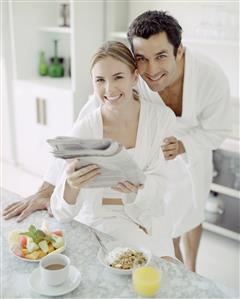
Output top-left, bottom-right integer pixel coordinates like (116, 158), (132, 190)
(42, 99), (47, 125)
(36, 97), (41, 124)
(36, 97), (47, 125)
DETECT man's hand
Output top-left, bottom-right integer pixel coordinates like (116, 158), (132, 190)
(111, 181), (144, 194)
(3, 183), (54, 222)
(161, 136), (185, 160)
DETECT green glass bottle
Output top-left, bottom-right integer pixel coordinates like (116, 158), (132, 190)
(48, 40), (64, 78)
(38, 51), (48, 76)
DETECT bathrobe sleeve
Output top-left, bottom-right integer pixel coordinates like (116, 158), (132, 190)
(137, 52), (232, 167)
(179, 62), (232, 165)
(124, 106), (176, 233)
(43, 94), (100, 185)
(50, 116), (97, 223)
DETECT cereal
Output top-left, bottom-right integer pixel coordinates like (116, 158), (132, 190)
(107, 247), (147, 270)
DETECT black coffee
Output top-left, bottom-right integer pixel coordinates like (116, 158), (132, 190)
(45, 263), (65, 270)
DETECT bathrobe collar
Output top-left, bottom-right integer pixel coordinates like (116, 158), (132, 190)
(91, 102), (150, 170)
(138, 48), (197, 124)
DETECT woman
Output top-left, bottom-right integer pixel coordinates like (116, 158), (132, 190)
(50, 41), (176, 258)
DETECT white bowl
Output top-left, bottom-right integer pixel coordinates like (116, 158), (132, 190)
(97, 240), (151, 275)
(8, 229), (66, 263)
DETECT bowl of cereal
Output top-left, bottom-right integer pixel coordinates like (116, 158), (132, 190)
(97, 240), (151, 275)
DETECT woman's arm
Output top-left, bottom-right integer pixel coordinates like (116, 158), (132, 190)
(50, 158), (101, 222)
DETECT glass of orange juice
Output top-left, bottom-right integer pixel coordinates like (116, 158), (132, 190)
(132, 265), (161, 297)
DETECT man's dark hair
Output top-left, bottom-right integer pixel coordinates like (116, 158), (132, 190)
(127, 10), (182, 56)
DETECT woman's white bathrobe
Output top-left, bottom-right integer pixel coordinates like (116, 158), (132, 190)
(50, 101), (176, 257)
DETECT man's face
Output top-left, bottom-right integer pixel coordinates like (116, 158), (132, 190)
(132, 32), (181, 92)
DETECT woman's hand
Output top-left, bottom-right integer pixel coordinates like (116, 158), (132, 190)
(64, 160), (101, 204)
(3, 182), (54, 222)
(66, 160), (101, 190)
(111, 181), (144, 194)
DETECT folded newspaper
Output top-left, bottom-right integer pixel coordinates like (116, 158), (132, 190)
(47, 136), (146, 188)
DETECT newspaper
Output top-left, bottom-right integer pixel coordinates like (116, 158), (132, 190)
(47, 136), (146, 188)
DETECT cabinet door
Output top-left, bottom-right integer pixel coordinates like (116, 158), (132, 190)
(14, 81), (73, 176)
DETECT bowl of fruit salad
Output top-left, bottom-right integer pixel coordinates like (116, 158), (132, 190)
(8, 224), (65, 262)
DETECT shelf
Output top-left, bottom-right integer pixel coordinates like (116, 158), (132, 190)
(219, 138), (240, 154)
(38, 27), (71, 34)
(16, 77), (72, 91)
(203, 222), (239, 241)
(211, 183), (240, 199)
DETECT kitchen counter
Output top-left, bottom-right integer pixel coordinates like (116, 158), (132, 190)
(1, 188), (234, 298)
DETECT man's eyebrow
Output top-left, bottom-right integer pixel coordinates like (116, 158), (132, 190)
(135, 50), (168, 58)
(155, 50), (168, 56)
(135, 54), (145, 57)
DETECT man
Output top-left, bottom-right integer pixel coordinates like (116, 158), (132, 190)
(3, 11), (231, 272)
(126, 11), (231, 271)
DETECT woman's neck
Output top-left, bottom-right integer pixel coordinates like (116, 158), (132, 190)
(101, 98), (140, 125)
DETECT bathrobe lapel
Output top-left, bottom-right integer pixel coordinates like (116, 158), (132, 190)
(91, 103), (151, 171)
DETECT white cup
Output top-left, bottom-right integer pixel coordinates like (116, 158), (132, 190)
(40, 253), (70, 286)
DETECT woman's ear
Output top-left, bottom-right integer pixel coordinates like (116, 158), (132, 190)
(132, 69), (139, 86)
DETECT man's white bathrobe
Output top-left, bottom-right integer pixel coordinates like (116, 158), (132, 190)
(137, 49), (232, 236)
(50, 101), (176, 257)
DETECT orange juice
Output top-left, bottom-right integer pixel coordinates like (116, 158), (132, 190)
(132, 266), (161, 297)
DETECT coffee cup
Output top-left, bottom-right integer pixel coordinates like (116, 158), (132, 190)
(40, 253), (70, 286)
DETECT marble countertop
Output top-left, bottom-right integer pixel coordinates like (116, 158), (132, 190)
(1, 189), (234, 298)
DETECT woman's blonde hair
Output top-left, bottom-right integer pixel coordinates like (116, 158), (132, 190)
(90, 41), (139, 101)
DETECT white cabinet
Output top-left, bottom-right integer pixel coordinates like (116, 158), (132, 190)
(14, 81), (73, 176)
(8, 1), (104, 176)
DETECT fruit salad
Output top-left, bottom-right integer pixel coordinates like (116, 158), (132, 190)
(9, 225), (65, 260)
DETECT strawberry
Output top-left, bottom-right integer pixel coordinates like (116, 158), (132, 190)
(51, 230), (63, 237)
(19, 235), (27, 248)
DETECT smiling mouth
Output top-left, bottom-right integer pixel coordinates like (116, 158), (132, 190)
(104, 94), (122, 102)
(147, 73), (166, 82)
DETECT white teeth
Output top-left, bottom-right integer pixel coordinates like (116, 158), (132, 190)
(149, 74), (165, 81)
(105, 95), (121, 101)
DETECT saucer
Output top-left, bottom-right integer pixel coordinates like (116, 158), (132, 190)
(28, 265), (81, 296)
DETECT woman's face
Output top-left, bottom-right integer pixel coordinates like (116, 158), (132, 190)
(91, 56), (138, 107)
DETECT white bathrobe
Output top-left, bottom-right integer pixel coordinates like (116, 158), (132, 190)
(137, 49), (232, 236)
(45, 48), (231, 238)
(50, 101), (176, 257)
